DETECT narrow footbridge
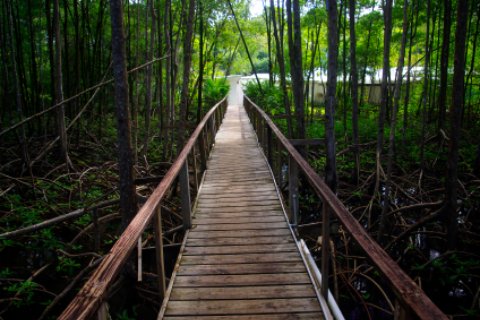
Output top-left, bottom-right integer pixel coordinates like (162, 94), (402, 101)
(60, 93), (447, 319)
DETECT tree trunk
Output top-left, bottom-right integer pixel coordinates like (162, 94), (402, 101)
(142, 0), (156, 160)
(286, 0), (305, 139)
(270, 0), (293, 137)
(419, 0), (431, 170)
(196, 0), (204, 124)
(109, 0), (137, 229)
(444, 0), (468, 251)
(348, 0), (360, 185)
(376, 0), (393, 243)
(325, 0), (338, 192)
(53, 0), (70, 168)
(378, 0), (409, 244)
(177, 0), (195, 150)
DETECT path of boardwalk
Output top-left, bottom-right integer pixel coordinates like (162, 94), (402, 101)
(158, 103), (324, 319)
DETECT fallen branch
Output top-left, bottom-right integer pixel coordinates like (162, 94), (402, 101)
(0, 199), (118, 239)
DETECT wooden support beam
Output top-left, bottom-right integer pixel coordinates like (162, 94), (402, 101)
(288, 156), (299, 226)
(321, 205), (330, 298)
(179, 162), (192, 229)
(154, 207), (166, 299)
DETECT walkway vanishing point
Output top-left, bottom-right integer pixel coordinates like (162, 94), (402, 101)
(158, 104), (326, 319)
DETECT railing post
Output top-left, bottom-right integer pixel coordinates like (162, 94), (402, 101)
(97, 302), (109, 320)
(179, 161), (192, 229)
(288, 156), (299, 227)
(321, 204), (330, 298)
(394, 299), (413, 320)
(192, 145), (199, 191)
(198, 130), (207, 171)
(154, 207), (166, 299)
(267, 126), (273, 166)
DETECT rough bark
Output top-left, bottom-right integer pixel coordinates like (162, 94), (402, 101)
(378, 0), (409, 244)
(110, 0), (137, 228)
(177, 0), (196, 150)
(325, 0), (338, 192)
(53, 0), (70, 168)
(270, 0), (293, 137)
(286, 0), (305, 139)
(348, 0), (360, 184)
(444, 0), (468, 251)
(376, 0), (392, 243)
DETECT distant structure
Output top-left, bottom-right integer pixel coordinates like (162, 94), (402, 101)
(238, 67), (425, 105)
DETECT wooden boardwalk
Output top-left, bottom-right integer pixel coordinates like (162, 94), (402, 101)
(159, 104), (324, 319)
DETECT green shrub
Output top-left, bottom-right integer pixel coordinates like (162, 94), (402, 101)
(203, 78), (230, 110)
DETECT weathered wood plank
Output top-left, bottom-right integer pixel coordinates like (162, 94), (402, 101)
(187, 228), (290, 239)
(169, 284), (316, 300)
(164, 298), (322, 315)
(163, 313), (324, 320)
(196, 200), (280, 209)
(195, 206), (283, 214)
(180, 252), (301, 265)
(183, 243), (297, 255)
(192, 222), (287, 231)
(192, 216), (285, 225)
(173, 273), (312, 287)
(186, 235), (292, 247)
(193, 211), (284, 219)
(177, 262), (305, 275)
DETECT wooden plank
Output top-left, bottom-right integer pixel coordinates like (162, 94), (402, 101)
(183, 243), (297, 255)
(186, 235), (293, 246)
(193, 211), (284, 218)
(198, 194), (279, 203)
(163, 313), (324, 320)
(164, 298), (322, 315)
(200, 187), (276, 195)
(195, 206), (282, 214)
(196, 200), (280, 209)
(173, 273), (312, 288)
(199, 190), (278, 199)
(180, 252), (301, 265)
(187, 228), (291, 239)
(192, 216), (285, 225)
(192, 222), (287, 231)
(177, 262), (305, 275)
(169, 284), (316, 300)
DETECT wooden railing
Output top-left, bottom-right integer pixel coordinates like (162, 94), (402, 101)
(59, 97), (227, 319)
(244, 96), (447, 320)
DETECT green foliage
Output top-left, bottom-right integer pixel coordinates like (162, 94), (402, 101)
(243, 80), (284, 115)
(5, 280), (38, 307)
(203, 78), (230, 109)
(56, 256), (81, 276)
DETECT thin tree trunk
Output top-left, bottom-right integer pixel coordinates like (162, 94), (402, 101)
(53, 0), (70, 168)
(286, 0), (305, 139)
(349, 0), (360, 185)
(376, 0), (393, 243)
(419, 0), (431, 170)
(402, 0), (418, 143)
(444, 0), (468, 251)
(438, 0), (452, 131)
(325, 0), (338, 192)
(378, 0), (409, 244)
(177, 0), (195, 150)
(110, 0), (137, 229)
(6, 0), (32, 177)
(142, 0), (156, 159)
(270, 0), (293, 137)
(196, 0), (204, 124)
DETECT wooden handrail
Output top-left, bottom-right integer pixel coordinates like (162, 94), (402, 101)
(243, 95), (447, 320)
(59, 97), (227, 320)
